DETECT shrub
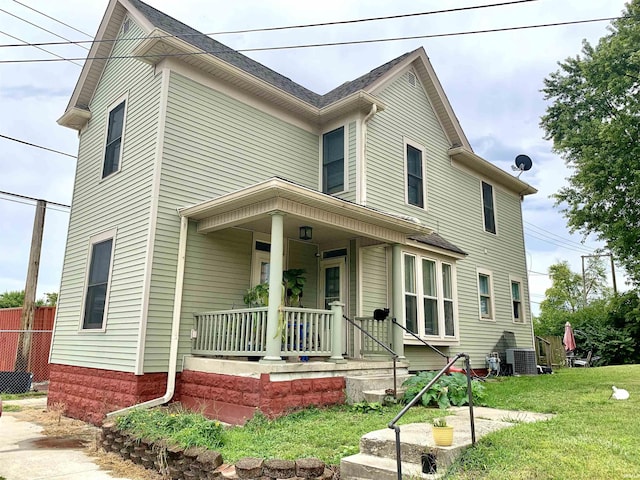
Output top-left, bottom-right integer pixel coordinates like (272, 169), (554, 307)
(401, 372), (485, 409)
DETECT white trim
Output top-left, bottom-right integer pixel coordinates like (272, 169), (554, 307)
(400, 250), (459, 342)
(509, 275), (525, 324)
(319, 123), (348, 195)
(477, 267), (495, 322)
(101, 91), (129, 181)
(403, 137), (427, 210)
(134, 67), (169, 375)
(355, 112), (364, 204)
(480, 180), (498, 236)
(78, 227), (118, 333)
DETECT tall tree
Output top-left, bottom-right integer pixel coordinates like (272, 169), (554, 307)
(0, 290), (25, 308)
(541, 1), (640, 284)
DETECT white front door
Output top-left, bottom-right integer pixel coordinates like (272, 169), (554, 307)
(320, 258), (347, 352)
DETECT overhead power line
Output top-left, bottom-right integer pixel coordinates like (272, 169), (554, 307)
(0, 8), (89, 50)
(525, 230), (593, 254)
(0, 190), (70, 209)
(524, 220), (596, 251)
(11, 0), (93, 38)
(0, 29), (83, 66)
(0, 0), (540, 50)
(0, 16), (620, 64)
(0, 133), (77, 159)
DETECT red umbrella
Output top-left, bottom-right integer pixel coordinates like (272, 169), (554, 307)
(563, 322), (576, 352)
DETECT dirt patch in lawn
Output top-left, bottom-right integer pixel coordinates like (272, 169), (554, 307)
(13, 403), (163, 480)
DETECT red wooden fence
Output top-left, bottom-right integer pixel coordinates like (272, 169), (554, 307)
(0, 306), (55, 382)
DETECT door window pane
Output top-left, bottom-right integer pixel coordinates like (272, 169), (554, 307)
(324, 266), (340, 308)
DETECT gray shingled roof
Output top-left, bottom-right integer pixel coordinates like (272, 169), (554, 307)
(128, 0), (414, 108)
(409, 233), (467, 256)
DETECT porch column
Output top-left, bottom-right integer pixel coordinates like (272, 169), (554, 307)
(392, 244), (406, 359)
(261, 212), (285, 364)
(328, 301), (346, 363)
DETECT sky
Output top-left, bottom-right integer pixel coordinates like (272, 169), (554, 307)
(0, 0), (631, 315)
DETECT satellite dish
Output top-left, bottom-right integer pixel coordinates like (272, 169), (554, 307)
(511, 154), (533, 178)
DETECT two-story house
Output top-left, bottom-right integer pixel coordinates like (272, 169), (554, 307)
(49, 0), (536, 425)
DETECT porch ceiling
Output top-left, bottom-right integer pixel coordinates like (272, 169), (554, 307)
(178, 178), (432, 244)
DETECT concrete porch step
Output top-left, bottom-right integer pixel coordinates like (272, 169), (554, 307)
(340, 453), (442, 480)
(345, 373), (412, 404)
(362, 387), (406, 404)
(340, 407), (555, 480)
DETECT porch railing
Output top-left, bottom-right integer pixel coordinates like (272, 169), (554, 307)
(349, 316), (393, 357)
(192, 307), (334, 357)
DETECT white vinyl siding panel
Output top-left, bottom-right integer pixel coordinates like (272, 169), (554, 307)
(144, 72), (320, 371)
(50, 18), (161, 371)
(366, 71), (532, 367)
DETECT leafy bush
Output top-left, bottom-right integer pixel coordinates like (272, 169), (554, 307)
(114, 407), (225, 449)
(349, 401), (384, 414)
(401, 372), (485, 409)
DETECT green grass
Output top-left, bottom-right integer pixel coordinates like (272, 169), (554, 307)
(445, 365), (640, 480)
(0, 391), (47, 401)
(1, 404), (21, 412)
(112, 365), (640, 478)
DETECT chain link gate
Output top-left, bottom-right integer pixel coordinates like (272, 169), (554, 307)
(0, 328), (53, 393)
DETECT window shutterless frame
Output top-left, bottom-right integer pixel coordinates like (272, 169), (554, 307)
(402, 251), (458, 340)
(404, 138), (427, 209)
(79, 228), (117, 332)
(477, 268), (495, 321)
(481, 181), (496, 234)
(510, 276), (524, 323)
(102, 93), (128, 179)
(321, 126), (346, 194)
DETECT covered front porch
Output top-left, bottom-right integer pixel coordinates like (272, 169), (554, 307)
(178, 178), (436, 364)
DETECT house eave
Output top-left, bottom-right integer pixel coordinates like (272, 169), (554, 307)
(179, 178), (433, 241)
(449, 146), (537, 196)
(131, 32), (385, 126)
(57, 107), (92, 131)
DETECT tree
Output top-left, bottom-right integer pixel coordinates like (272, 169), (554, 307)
(541, 1), (640, 284)
(535, 260), (609, 335)
(0, 290), (25, 308)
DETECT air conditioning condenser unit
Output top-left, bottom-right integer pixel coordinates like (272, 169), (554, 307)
(505, 348), (537, 375)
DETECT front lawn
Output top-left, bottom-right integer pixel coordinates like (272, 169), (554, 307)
(113, 365), (640, 479)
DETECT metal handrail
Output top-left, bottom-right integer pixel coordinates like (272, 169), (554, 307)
(391, 317), (449, 361)
(388, 353), (476, 479)
(343, 314), (399, 397)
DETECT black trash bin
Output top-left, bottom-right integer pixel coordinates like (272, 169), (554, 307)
(0, 371), (33, 394)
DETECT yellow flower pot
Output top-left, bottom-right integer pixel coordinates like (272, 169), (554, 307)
(432, 425), (454, 446)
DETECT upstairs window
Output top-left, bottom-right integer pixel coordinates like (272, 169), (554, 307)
(511, 279), (523, 322)
(406, 142), (425, 208)
(481, 181), (496, 234)
(322, 126), (344, 194)
(103, 100), (126, 178)
(82, 231), (116, 330)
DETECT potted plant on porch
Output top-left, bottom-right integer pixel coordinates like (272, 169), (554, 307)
(431, 417), (454, 446)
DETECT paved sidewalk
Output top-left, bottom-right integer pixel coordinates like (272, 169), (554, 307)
(0, 398), (132, 480)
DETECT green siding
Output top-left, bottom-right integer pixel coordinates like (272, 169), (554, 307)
(343, 121), (357, 203)
(51, 17), (161, 372)
(360, 245), (389, 316)
(288, 240), (319, 309)
(366, 71), (532, 368)
(144, 71), (320, 371)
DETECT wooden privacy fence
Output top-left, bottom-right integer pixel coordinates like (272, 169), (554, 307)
(535, 335), (566, 368)
(0, 306), (54, 383)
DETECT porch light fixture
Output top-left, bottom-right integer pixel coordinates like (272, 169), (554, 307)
(299, 226), (312, 241)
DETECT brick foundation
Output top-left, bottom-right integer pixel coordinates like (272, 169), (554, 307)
(47, 364), (168, 425)
(48, 364), (346, 426)
(175, 371), (346, 424)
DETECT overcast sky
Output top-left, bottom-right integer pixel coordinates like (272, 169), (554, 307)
(0, 0), (630, 314)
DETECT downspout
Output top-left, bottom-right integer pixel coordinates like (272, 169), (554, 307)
(360, 104), (377, 206)
(107, 214), (188, 418)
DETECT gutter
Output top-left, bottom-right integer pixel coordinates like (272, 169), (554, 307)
(107, 215), (189, 418)
(360, 104), (378, 205)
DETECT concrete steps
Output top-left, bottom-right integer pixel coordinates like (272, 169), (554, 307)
(345, 372), (412, 404)
(341, 407), (556, 480)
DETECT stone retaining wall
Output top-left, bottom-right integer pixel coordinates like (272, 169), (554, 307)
(99, 423), (335, 479)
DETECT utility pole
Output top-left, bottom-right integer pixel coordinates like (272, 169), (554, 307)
(14, 199), (46, 372)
